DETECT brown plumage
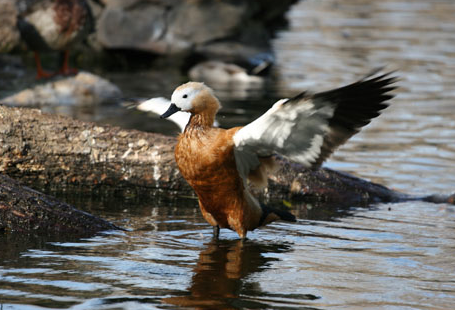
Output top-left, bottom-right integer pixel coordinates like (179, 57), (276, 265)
(161, 73), (397, 239)
(171, 84), (263, 238)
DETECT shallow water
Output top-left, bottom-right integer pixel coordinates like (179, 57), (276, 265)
(2, 0), (455, 309)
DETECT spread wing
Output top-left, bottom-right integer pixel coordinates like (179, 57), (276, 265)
(233, 72), (397, 180)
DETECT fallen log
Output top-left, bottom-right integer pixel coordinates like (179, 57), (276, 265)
(0, 104), (453, 207)
(0, 105), (182, 194)
(0, 174), (120, 234)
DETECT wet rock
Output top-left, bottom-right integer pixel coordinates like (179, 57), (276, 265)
(0, 72), (122, 107)
(0, 0), (21, 53)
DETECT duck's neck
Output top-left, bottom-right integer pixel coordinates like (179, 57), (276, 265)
(184, 91), (220, 133)
(185, 112), (215, 132)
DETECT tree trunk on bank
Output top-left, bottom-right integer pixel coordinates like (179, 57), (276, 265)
(0, 105), (453, 232)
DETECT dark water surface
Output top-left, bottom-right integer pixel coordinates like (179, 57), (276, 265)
(2, 0), (455, 309)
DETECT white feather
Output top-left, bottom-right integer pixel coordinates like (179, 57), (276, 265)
(171, 87), (201, 112)
(233, 97), (335, 180)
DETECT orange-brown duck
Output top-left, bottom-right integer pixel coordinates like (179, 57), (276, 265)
(161, 72), (397, 239)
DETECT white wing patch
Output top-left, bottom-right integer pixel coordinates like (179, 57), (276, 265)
(233, 97), (335, 181)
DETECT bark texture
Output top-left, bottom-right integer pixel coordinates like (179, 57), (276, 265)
(0, 105), (183, 195)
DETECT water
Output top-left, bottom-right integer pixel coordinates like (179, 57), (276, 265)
(2, 0), (455, 309)
(1, 202), (454, 309)
(273, 0), (455, 196)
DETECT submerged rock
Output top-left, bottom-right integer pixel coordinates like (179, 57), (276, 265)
(0, 71), (122, 107)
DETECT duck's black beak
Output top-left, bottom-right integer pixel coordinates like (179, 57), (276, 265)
(160, 103), (181, 119)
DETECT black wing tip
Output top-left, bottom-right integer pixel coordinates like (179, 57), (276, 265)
(359, 69), (400, 93)
(361, 66), (399, 82)
(285, 69), (398, 168)
(313, 68), (399, 134)
(333, 68), (398, 103)
(286, 68), (399, 106)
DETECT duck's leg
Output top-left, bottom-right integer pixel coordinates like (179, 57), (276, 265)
(237, 228), (248, 241)
(212, 225), (220, 239)
(57, 50), (78, 76)
(34, 52), (53, 79)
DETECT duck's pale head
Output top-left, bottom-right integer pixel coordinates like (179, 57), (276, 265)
(161, 82), (220, 119)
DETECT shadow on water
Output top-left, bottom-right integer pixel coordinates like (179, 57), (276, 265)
(162, 239), (319, 310)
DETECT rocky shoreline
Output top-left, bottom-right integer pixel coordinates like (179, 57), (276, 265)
(0, 0), (298, 107)
(1, 0), (298, 69)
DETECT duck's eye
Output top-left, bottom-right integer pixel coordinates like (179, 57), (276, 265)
(183, 94), (188, 99)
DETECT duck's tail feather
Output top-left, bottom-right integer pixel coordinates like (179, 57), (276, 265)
(259, 204), (296, 227)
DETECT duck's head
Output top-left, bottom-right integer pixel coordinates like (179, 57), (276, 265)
(161, 82), (220, 119)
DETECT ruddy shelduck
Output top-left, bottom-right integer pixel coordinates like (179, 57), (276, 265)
(161, 72), (396, 239)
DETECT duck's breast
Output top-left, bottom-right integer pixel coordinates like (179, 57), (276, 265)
(175, 128), (245, 219)
(176, 128), (240, 187)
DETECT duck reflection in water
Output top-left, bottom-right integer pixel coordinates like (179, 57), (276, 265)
(163, 239), (318, 309)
